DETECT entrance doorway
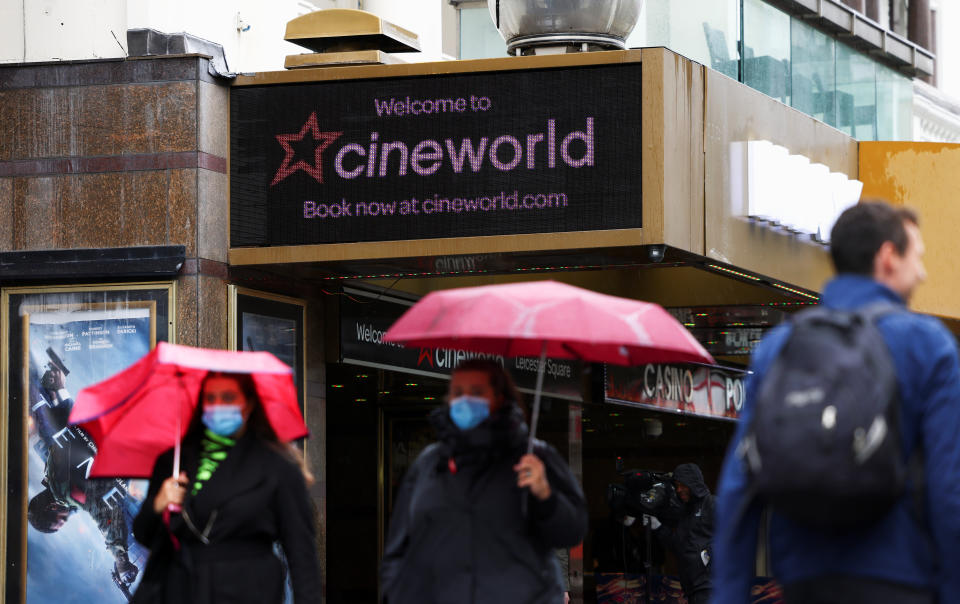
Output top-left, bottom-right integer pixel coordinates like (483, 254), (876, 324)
(325, 363), (446, 603)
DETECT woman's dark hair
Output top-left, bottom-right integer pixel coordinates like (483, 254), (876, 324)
(452, 358), (526, 416)
(189, 372), (314, 483)
(187, 372), (279, 443)
(829, 200), (919, 275)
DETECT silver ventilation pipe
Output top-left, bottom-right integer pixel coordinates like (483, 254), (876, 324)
(490, 0), (642, 56)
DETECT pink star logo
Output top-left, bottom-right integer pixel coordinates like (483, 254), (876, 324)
(270, 112), (343, 186)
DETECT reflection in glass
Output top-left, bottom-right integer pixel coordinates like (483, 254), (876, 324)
(790, 19), (836, 126)
(836, 43), (878, 140)
(877, 64), (913, 141)
(627, 0), (740, 79)
(460, 5), (507, 60)
(742, 0), (791, 103)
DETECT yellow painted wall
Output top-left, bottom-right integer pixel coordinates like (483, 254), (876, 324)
(860, 141), (960, 320)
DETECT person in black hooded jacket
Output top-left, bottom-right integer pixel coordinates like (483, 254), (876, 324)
(380, 358), (588, 604)
(649, 463), (714, 604)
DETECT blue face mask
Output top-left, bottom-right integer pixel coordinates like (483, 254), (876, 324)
(202, 405), (245, 437)
(449, 396), (491, 431)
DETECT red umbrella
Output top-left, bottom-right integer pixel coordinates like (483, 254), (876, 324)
(383, 280), (713, 451)
(68, 342), (308, 479)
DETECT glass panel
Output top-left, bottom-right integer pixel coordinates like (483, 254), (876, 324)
(790, 19), (836, 126)
(877, 63), (914, 141)
(5, 285), (173, 603)
(836, 42), (878, 140)
(742, 0), (792, 104)
(627, 0), (740, 80)
(459, 5), (507, 60)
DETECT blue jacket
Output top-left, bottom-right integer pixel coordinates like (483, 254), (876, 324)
(712, 275), (960, 603)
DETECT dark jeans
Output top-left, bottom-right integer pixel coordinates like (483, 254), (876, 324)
(783, 575), (934, 604)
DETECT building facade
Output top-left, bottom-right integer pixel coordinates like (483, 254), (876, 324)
(3, 2), (960, 604)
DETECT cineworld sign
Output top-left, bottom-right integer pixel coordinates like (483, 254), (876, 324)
(230, 63), (643, 246)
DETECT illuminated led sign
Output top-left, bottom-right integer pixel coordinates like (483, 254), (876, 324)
(230, 63), (643, 246)
(606, 363), (746, 420)
(730, 140), (863, 244)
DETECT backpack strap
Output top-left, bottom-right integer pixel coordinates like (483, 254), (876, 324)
(856, 300), (905, 323)
(854, 301), (928, 529)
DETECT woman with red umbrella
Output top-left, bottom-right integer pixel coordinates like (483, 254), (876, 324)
(380, 359), (587, 603)
(130, 372), (321, 604)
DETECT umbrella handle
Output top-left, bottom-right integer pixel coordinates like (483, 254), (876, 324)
(526, 341), (548, 455)
(172, 369), (186, 479)
(172, 435), (181, 479)
(169, 397), (183, 516)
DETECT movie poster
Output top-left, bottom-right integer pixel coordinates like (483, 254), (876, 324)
(241, 311), (299, 392)
(24, 304), (154, 603)
(233, 288), (305, 411)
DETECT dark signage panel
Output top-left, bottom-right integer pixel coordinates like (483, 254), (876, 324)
(339, 290), (583, 400)
(605, 363), (746, 420)
(231, 63), (642, 246)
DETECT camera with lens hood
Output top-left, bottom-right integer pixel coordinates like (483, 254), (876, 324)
(607, 466), (682, 525)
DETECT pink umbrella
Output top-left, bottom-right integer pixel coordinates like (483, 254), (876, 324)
(383, 280), (713, 451)
(68, 341), (308, 480)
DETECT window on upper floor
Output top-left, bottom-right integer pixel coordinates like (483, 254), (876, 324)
(454, 0), (914, 141)
(627, 0), (740, 80)
(459, 2), (506, 60)
(791, 18), (836, 127)
(742, 0), (792, 105)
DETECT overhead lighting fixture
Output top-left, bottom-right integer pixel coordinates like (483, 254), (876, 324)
(732, 140), (863, 245)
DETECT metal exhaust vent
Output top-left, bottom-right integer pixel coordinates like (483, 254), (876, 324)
(490, 0), (642, 55)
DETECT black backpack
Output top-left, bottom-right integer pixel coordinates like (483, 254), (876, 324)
(738, 303), (912, 530)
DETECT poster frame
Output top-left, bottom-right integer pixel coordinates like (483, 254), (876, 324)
(1, 281), (176, 604)
(227, 285), (307, 429)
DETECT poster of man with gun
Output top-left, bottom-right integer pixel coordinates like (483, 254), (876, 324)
(24, 304), (153, 603)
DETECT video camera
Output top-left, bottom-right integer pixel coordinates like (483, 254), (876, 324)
(607, 460), (682, 524)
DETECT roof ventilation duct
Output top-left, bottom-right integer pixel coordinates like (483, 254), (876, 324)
(283, 9), (419, 69)
(489, 0), (642, 56)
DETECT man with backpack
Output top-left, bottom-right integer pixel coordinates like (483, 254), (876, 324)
(712, 201), (960, 604)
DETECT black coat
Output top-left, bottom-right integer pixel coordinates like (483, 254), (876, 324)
(655, 463), (714, 597)
(380, 405), (588, 604)
(131, 431), (322, 604)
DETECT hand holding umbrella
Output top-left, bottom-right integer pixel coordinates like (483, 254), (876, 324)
(153, 471), (188, 513)
(514, 453), (550, 500)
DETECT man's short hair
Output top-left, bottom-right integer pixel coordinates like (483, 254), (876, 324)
(27, 488), (66, 533)
(829, 200), (919, 275)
